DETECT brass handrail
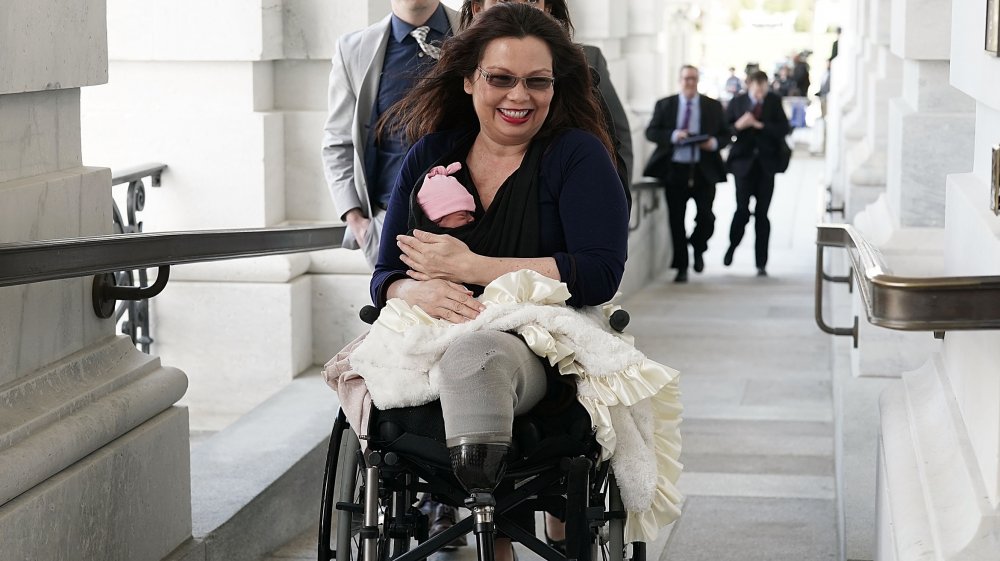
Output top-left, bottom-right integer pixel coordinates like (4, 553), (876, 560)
(815, 224), (1000, 342)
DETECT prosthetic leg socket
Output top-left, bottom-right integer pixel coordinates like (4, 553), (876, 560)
(449, 443), (509, 494)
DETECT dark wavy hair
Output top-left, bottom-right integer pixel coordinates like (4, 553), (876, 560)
(381, 2), (611, 155)
(458, 0), (574, 36)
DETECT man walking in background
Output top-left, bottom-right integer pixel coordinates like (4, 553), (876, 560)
(322, 0), (460, 269)
(644, 65), (730, 283)
(722, 66), (743, 109)
(723, 70), (791, 277)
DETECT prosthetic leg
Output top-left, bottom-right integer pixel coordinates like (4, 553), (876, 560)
(450, 443), (510, 561)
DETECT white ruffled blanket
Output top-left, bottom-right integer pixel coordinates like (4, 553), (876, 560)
(341, 270), (683, 543)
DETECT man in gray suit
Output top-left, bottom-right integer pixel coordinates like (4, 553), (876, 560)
(322, 0), (461, 268)
(321, 0), (467, 547)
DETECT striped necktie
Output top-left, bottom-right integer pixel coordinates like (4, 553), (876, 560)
(409, 26), (441, 60)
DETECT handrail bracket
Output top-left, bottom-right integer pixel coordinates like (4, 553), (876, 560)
(93, 265), (171, 319)
(815, 243), (859, 348)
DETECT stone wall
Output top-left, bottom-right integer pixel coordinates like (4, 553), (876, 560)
(81, 1), (394, 430)
(0, 1), (192, 559)
(823, 0), (1000, 558)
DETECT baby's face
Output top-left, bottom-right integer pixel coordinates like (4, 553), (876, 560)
(436, 210), (475, 228)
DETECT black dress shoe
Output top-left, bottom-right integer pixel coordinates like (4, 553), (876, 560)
(723, 246), (735, 266)
(674, 270), (688, 283)
(693, 250), (704, 273)
(756, 267), (768, 277)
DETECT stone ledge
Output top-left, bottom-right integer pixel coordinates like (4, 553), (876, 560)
(164, 368), (339, 561)
(0, 407), (191, 561)
(309, 247), (371, 275)
(169, 255), (311, 283)
(877, 355), (1000, 559)
(0, 336), (187, 506)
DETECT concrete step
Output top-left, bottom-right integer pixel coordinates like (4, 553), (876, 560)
(165, 368), (338, 561)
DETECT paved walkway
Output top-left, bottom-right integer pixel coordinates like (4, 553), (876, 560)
(264, 153), (837, 561)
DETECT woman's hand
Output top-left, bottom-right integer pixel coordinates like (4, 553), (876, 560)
(397, 230), (478, 284)
(389, 278), (485, 323)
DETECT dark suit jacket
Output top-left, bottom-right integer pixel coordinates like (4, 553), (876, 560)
(725, 91), (791, 177)
(584, 45), (632, 184)
(643, 94), (730, 185)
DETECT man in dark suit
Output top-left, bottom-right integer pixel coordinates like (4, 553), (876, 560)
(644, 65), (730, 283)
(723, 70), (791, 277)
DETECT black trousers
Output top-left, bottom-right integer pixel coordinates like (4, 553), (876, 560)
(728, 160), (776, 268)
(664, 163), (716, 272)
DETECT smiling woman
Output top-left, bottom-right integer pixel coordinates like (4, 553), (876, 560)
(367, 5), (630, 560)
(463, 35), (555, 164)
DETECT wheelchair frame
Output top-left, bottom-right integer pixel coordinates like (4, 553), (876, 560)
(318, 409), (646, 561)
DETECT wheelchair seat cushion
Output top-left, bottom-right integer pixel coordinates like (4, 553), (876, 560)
(367, 397), (597, 472)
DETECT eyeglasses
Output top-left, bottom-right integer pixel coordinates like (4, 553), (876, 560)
(476, 67), (555, 90)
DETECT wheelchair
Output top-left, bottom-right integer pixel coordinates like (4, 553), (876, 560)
(317, 308), (644, 561)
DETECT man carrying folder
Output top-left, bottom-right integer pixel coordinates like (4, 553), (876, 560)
(644, 65), (731, 282)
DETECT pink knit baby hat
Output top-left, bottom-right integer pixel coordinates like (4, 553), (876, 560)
(417, 162), (475, 222)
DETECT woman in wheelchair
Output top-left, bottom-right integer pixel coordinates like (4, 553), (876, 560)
(325, 4), (682, 561)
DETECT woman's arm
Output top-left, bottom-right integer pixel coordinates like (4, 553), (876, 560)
(396, 231), (559, 286)
(550, 131), (628, 306)
(369, 141), (421, 307)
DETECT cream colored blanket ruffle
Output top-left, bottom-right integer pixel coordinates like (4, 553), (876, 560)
(341, 270), (683, 543)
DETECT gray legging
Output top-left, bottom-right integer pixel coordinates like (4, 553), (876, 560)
(434, 331), (549, 448)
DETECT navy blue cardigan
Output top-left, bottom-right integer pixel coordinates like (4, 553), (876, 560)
(371, 128), (629, 309)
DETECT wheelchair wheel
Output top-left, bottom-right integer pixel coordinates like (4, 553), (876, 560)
(332, 430), (408, 561)
(318, 412), (374, 561)
(606, 474), (625, 561)
(334, 428), (364, 561)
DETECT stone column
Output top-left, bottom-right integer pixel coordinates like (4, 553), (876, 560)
(828, 0), (868, 204)
(623, 0), (676, 168)
(874, 1), (1000, 557)
(846, 0), (974, 387)
(0, 2), (191, 560)
(844, 0), (902, 218)
(851, 0), (974, 379)
(81, 0), (382, 430)
(576, 0), (671, 291)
